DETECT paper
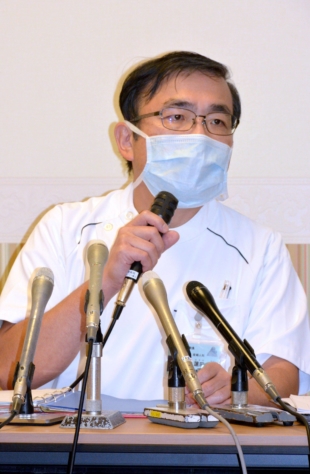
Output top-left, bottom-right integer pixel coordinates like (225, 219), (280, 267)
(44, 391), (166, 414)
(0, 389), (71, 406)
(282, 395), (310, 413)
(0, 389), (166, 415)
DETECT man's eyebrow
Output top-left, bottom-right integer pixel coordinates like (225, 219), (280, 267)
(207, 103), (232, 114)
(162, 99), (194, 108)
(162, 99), (232, 114)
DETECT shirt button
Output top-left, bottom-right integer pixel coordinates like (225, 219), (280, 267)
(104, 223), (113, 231)
(126, 211), (134, 221)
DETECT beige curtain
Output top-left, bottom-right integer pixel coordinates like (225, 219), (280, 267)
(0, 243), (23, 293)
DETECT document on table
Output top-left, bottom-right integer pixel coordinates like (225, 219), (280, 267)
(282, 395), (310, 413)
(0, 389), (166, 415)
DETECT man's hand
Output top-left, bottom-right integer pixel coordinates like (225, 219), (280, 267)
(184, 356), (299, 407)
(102, 210), (179, 302)
(185, 362), (231, 406)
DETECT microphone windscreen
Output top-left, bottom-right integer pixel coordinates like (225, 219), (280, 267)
(87, 241), (109, 266)
(150, 191), (178, 224)
(186, 280), (202, 296)
(142, 270), (160, 287)
(33, 267), (54, 283)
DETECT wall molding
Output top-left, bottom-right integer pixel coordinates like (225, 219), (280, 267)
(0, 177), (309, 244)
(225, 177), (310, 244)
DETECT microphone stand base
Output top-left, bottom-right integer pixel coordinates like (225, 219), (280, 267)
(144, 405), (218, 429)
(0, 413), (65, 425)
(60, 410), (125, 430)
(211, 403), (296, 426)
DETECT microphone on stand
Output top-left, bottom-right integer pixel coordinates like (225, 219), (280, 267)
(142, 271), (207, 409)
(85, 241), (109, 341)
(12, 267), (54, 415)
(0, 267), (66, 427)
(142, 274), (251, 470)
(60, 240), (125, 434)
(186, 281), (298, 427)
(84, 236), (107, 416)
(186, 281), (280, 401)
(141, 271), (222, 430)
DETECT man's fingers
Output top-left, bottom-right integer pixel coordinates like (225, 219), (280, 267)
(132, 210), (170, 234)
(162, 230), (179, 250)
(102, 211), (179, 296)
(185, 362), (231, 406)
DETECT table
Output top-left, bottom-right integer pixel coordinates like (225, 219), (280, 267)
(0, 417), (309, 473)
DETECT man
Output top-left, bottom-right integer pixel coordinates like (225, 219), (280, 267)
(0, 51), (309, 407)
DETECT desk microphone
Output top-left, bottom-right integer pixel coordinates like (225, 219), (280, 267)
(142, 273), (258, 474)
(85, 241), (109, 341)
(186, 281), (280, 402)
(12, 267), (54, 414)
(142, 271), (207, 409)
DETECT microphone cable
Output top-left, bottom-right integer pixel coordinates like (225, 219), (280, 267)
(200, 403), (247, 474)
(66, 317), (119, 392)
(67, 240), (109, 474)
(276, 396), (310, 472)
(0, 409), (18, 429)
(66, 338), (94, 474)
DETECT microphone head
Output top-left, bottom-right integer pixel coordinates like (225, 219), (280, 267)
(33, 267), (54, 284)
(186, 281), (213, 308)
(142, 271), (169, 310)
(31, 267), (54, 303)
(186, 281), (215, 303)
(186, 281), (219, 326)
(87, 240), (109, 266)
(186, 280), (203, 297)
(150, 191), (178, 225)
(141, 270), (160, 288)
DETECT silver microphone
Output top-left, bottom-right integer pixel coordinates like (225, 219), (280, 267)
(142, 271), (208, 409)
(86, 241), (109, 341)
(12, 267), (54, 413)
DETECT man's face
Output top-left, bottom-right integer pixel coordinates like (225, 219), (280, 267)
(130, 71), (235, 180)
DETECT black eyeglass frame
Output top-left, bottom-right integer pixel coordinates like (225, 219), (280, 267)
(130, 107), (240, 136)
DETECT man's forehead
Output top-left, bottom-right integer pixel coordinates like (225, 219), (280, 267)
(139, 71), (232, 111)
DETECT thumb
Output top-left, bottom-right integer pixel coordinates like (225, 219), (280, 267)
(162, 230), (179, 251)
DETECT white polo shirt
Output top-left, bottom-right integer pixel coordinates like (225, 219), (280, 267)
(1, 183), (309, 398)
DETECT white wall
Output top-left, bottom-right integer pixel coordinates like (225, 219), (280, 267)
(0, 0), (310, 242)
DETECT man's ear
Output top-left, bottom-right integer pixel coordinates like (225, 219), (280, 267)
(114, 122), (134, 162)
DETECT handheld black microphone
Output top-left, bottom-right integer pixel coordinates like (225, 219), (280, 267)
(12, 267), (54, 414)
(85, 241), (109, 341)
(142, 271), (208, 409)
(115, 191), (178, 310)
(186, 281), (280, 402)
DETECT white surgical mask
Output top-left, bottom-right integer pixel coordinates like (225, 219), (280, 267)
(126, 121), (232, 209)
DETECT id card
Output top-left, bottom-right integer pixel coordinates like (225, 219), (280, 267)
(188, 340), (224, 370)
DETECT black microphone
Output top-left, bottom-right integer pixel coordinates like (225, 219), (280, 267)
(186, 281), (280, 402)
(12, 267), (54, 414)
(142, 271), (208, 409)
(115, 191), (178, 309)
(85, 241), (109, 341)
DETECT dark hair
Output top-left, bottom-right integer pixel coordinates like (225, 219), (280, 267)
(119, 51), (241, 172)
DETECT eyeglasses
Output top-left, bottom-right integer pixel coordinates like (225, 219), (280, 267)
(130, 107), (239, 136)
